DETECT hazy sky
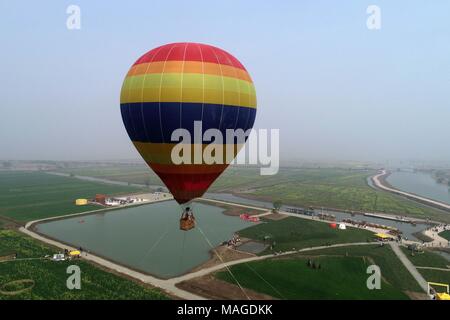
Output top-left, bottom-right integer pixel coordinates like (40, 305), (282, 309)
(1, 1), (449, 163)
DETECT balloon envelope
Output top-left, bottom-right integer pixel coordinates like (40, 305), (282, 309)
(120, 42), (257, 204)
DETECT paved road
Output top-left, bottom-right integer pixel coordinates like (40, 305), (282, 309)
(372, 170), (450, 212)
(422, 225), (450, 248)
(166, 242), (376, 285)
(24, 194), (173, 230)
(416, 266), (450, 272)
(46, 171), (160, 189)
(389, 242), (428, 293)
(199, 197), (268, 212)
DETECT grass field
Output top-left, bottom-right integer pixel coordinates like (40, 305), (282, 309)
(295, 245), (423, 292)
(223, 168), (448, 222)
(55, 165), (449, 222)
(217, 250), (409, 299)
(0, 171), (145, 222)
(56, 165), (162, 186)
(399, 246), (450, 287)
(439, 230), (450, 241)
(400, 247), (449, 269)
(0, 229), (168, 300)
(417, 269), (450, 287)
(238, 216), (374, 254)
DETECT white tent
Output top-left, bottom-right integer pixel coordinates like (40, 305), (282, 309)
(52, 253), (65, 261)
(338, 223), (347, 230)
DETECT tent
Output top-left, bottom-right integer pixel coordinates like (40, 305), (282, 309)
(428, 282), (450, 300)
(338, 223), (347, 230)
(374, 233), (395, 240)
(436, 292), (450, 300)
(69, 250), (81, 257)
(52, 253), (65, 261)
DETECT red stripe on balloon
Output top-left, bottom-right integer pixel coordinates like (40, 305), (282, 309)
(155, 171), (222, 204)
(133, 43), (246, 71)
(150, 163), (228, 175)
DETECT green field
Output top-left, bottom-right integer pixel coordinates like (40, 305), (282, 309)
(400, 247), (449, 269)
(399, 246), (450, 287)
(55, 166), (450, 222)
(219, 168), (448, 222)
(238, 217), (374, 254)
(439, 230), (450, 241)
(0, 171), (145, 222)
(417, 269), (450, 286)
(296, 245), (423, 292)
(56, 165), (162, 186)
(217, 250), (409, 299)
(0, 229), (168, 300)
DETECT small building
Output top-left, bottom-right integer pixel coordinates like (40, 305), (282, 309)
(95, 194), (107, 205)
(75, 199), (88, 206)
(407, 243), (423, 252)
(338, 223), (347, 230)
(52, 253), (65, 261)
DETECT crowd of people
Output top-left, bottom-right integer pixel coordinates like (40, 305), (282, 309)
(342, 218), (397, 233)
(225, 234), (241, 248)
(432, 224), (450, 233)
(423, 223), (450, 247)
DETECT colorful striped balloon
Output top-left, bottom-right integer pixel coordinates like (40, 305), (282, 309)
(120, 42), (257, 204)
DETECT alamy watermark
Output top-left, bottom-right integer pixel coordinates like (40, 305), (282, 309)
(171, 121), (279, 175)
(66, 265), (81, 290)
(366, 5), (381, 30)
(366, 264), (381, 290)
(66, 5), (81, 30)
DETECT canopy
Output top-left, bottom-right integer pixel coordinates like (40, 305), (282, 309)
(436, 292), (450, 300)
(374, 233), (394, 239)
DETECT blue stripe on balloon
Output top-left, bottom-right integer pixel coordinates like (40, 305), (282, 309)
(120, 102), (256, 144)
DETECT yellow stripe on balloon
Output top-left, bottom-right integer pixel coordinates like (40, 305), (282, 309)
(127, 61), (253, 83)
(120, 73), (256, 107)
(123, 73), (255, 94)
(121, 88), (256, 107)
(133, 142), (245, 165)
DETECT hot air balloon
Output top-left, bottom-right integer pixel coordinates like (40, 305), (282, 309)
(120, 42), (257, 230)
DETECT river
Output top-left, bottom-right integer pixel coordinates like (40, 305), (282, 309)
(386, 171), (450, 206)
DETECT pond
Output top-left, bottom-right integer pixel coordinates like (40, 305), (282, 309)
(35, 200), (254, 279)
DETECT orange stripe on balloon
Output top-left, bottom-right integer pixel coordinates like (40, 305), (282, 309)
(127, 61), (253, 83)
(150, 163), (229, 174)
